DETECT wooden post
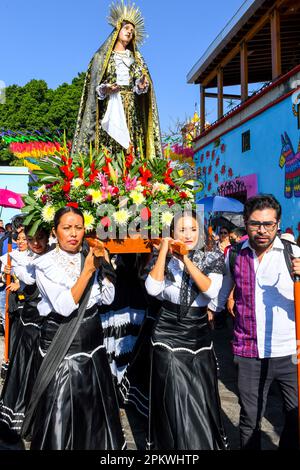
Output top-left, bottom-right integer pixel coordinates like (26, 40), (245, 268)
(271, 9), (281, 80)
(240, 42), (248, 102)
(294, 276), (300, 447)
(4, 236), (12, 363)
(217, 68), (224, 119)
(200, 85), (205, 133)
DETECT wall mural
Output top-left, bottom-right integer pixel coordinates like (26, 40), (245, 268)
(279, 131), (300, 198)
(195, 141), (236, 197)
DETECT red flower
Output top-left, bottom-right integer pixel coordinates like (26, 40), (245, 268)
(41, 195), (49, 204)
(66, 202), (79, 209)
(84, 181), (92, 188)
(179, 191), (188, 199)
(111, 187), (119, 196)
(221, 144), (226, 153)
(101, 216), (111, 228)
(206, 151), (210, 159)
(126, 154), (134, 168)
(228, 168), (233, 177)
(139, 166), (153, 186)
(221, 165), (226, 175)
(166, 199), (175, 207)
(200, 154), (204, 163)
(140, 207), (151, 221)
(60, 165), (74, 180)
(203, 167), (207, 174)
(76, 167), (84, 179)
(215, 158), (220, 167)
(62, 181), (71, 192)
(208, 165), (212, 175)
(164, 176), (175, 187)
(208, 183), (212, 191)
(214, 174), (219, 183)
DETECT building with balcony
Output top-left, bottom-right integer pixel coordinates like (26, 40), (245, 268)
(187, 0), (300, 233)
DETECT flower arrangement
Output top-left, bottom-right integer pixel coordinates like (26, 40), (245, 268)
(22, 143), (195, 239)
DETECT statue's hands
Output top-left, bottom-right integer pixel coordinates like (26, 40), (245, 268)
(137, 75), (149, 91)
(105, 84), (121, 95)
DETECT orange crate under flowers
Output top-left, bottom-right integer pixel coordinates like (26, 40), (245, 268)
(21, 144), (196, 253)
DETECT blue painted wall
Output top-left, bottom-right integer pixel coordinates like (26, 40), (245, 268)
(194, 92), (300, 235)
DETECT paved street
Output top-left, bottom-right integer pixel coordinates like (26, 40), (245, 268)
(0, 318), (284, 450)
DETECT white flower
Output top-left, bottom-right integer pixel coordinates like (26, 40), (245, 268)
(83, 211), (95, 231)
(130, 190), (145, 205)
(135, 183), (144, 192)
(71, 178), (84, 188)
(41, 204), (55, 223)
(161, 211), (174, 227)
(33, 185), (46, 200)
(153, 182), (169, 193)
(113, 209), (130, 226)
(185, 189), (194, 200)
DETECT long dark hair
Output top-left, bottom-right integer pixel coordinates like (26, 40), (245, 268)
(53, 207), (84, 230)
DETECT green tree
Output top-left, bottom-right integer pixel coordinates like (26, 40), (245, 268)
(0, 73), (85, 165)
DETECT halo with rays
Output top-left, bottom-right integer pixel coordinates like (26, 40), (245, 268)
(107, 0), (147, 45)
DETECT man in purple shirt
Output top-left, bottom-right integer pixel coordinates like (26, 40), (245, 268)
(210, 194), (300, 449)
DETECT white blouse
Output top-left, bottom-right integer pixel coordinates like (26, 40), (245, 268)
(33, 248), (115, 317)
(0, 249), (31, 289)
(145, 257), (223, 307)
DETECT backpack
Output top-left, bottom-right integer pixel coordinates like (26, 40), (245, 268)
(229, 238), (294, 280)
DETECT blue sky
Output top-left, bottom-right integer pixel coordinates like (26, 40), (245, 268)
(1, 0), (244, 133)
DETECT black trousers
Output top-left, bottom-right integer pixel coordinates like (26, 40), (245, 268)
(234, 355), (298, 449)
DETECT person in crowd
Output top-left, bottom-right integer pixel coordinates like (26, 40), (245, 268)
(145, 210), (228, 450)
(0, 226), (50, 444)
(22, 207), (125, 450)
(72, 1), (162, 159)
(209, 194), (300, 449)
(0, 229), (28, 348)
(217, 226), (231, 253)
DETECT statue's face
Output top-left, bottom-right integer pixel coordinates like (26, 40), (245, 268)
(118, 23), (135, 46)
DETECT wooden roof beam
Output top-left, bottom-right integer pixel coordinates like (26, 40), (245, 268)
(201, 0), (286, 87)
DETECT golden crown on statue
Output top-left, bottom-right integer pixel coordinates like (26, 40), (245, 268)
(107, 0), (147, 45)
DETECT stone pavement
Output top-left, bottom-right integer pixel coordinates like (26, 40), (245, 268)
(0, 318), (284, 450)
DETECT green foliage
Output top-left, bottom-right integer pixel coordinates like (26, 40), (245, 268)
(0, 73), (86, 166)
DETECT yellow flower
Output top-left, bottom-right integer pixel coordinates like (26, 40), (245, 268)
(161, 211), (174, 227)
(83, 211), (95, 231)
(113, 209), (130, 226)
(130, 190), (145, 205)
(71, 178), (84, 188)
(87, 189), (102, 204)
(34, 185), (46, 200)
(178, 170), (184, 177)
(41, 205), (55, 223)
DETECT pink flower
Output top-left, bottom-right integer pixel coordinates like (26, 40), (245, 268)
(124, 175), (138, 191)
(101, 216), (111, 228)
(140, 207), (151, 221)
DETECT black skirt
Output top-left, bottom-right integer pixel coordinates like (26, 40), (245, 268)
(30, 305), (126, 450)
(148, 300), (228, 450)
(0, 295), (42, 441)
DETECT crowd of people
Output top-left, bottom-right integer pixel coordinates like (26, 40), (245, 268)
(0, 194), (299, 450)
(1, 1), (300, 452)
